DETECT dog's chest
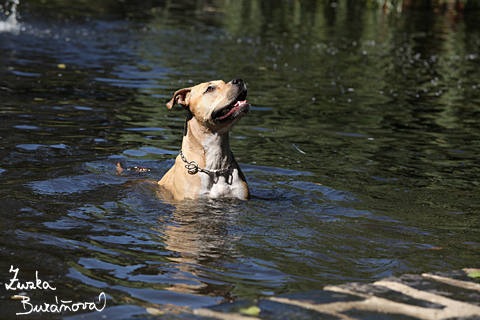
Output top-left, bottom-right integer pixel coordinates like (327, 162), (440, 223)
(196, 135), (247, 199)
(199, 168), (246, 199)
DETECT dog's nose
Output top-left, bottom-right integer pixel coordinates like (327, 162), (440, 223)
(231, 78), (243, 85)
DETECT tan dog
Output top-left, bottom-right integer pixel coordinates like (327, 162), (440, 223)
(158, 78), (250, 200)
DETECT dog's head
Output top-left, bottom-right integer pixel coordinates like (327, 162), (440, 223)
(166, 78), (250, 132)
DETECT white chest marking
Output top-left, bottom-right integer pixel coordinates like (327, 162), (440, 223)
(200, 168), (246, 199)
(198, 134), (246, 199)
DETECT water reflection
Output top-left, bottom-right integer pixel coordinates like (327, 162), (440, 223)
(156, 200), (241, 300)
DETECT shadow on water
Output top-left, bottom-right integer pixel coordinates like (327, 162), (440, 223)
(1, 0), (480, 318)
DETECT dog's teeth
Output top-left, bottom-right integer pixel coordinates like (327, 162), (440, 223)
(234, 100), (247, 107)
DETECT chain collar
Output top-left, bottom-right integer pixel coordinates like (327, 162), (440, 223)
(179, 150), (236, 175)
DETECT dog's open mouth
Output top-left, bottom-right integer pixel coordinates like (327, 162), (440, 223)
(212, 94), (250, 123)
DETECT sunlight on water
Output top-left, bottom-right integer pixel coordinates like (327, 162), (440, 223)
(0, 0), (21, 33)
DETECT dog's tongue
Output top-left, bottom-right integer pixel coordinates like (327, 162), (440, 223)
(234, 100), (247, 107)
(216, 100), (248, 121)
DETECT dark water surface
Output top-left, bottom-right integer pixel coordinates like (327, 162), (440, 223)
(1, 0), (480, 318)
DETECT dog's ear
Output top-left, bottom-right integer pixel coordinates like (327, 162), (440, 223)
(166, 88), (191, 109)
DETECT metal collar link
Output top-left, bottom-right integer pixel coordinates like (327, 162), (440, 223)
(179, 150), (236, 175)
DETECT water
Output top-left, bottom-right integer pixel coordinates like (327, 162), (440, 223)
(1, 0), (480, 318)
(0, 0), (20, 33)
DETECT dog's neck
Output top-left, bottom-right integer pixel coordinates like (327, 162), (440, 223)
(181, 117), (233, 171)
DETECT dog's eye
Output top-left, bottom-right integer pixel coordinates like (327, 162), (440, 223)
(205, 86), (215, 93)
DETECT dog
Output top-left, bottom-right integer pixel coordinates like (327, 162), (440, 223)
(158, 78), (250, 200)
